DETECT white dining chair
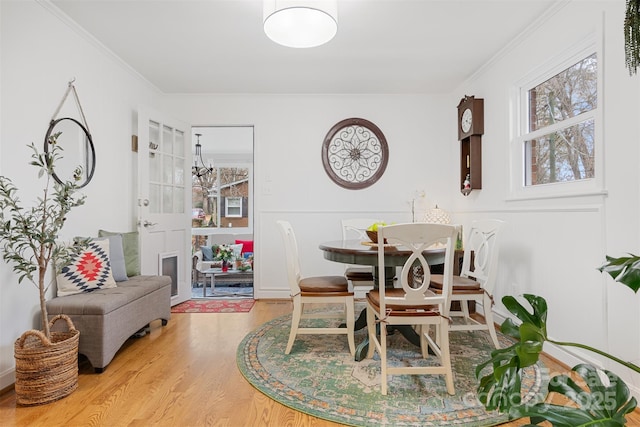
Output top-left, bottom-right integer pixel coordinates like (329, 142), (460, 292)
(341, 218), (382, 296)
(429, 219), (504, 348)
(365, 222), (458, 395)
(277, 220), (356, 355)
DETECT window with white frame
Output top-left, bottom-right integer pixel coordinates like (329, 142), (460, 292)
(225, 196), (242, 217)
(512, 41), (601, 199)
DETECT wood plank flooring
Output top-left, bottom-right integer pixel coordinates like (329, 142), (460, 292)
(1, 300), (638, 426)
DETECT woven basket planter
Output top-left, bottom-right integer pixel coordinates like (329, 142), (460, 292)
(14, 314), (80, 406)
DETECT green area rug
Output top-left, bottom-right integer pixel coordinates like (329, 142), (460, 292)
(237, 312), (548, 427)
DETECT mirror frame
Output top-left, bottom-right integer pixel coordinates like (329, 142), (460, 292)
(43, 117), (96, 189)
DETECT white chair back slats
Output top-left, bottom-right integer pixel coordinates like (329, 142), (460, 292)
(276, 220), (302, 294)
(377, 223), (457, 314)
(341, 218), (382, 242)
(461, 220), (503, 294)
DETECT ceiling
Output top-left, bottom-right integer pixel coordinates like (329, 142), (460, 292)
(50, 0), (556, 94)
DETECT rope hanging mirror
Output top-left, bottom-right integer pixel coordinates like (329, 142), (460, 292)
(44, 79), (96, 189)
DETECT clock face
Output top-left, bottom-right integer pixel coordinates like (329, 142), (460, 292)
(461, 108), (473, 133)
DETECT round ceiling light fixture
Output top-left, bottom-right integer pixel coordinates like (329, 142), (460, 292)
(263, 0), (337, 48)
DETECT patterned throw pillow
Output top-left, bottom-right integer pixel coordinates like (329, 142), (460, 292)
(56, 239), (117, 297)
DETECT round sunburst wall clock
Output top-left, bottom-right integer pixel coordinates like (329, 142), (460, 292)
(321, 118), (389, 190)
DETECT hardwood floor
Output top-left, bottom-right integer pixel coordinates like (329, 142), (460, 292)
(1, 300), (638, 426)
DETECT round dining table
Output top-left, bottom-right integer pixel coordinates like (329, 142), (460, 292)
(318, 239), (447, 361)
(319, 239), (446, 287)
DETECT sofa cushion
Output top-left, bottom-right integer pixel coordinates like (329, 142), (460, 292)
(56, 239), (117, 297)
(229, 243), (243, 258)
(96, 234), (128, 282)
(201, 245), (214, 261)
(98, 229), (140, 277)
(235, 239), (253, 254)
(48, 275), (172, 315)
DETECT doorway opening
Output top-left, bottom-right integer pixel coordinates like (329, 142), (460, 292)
(190, 126), (254, 299)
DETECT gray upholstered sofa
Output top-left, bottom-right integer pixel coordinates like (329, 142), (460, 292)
(47, 275), (171, 373)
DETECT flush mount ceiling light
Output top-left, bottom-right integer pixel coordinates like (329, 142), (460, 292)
(263, 0), (337, 48)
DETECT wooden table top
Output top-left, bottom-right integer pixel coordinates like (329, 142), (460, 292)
(318, 239), (446, 267)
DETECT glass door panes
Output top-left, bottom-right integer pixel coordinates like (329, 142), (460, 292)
(192, 166), (249, 228)
(148, 120), (161, 213)
(173, 130), (185, 213)
(150, 121), (186, 214)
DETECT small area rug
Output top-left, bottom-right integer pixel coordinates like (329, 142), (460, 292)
(237, 313), (548, 427)
(191, 283), (253, 299)
(172, 299), (255, 313)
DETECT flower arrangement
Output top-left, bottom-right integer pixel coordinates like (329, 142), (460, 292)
(215, 245), (234, 262)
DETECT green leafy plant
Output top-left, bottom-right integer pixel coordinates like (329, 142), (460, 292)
(625, 0), (640, 75)
(510, 364), (637, 426)
(597, 254), (640, 293)
(0, 135), (88, 339)
(476, 258), (640, 426)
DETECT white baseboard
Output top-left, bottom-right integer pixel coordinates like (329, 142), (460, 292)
(1, 367), (15, 391)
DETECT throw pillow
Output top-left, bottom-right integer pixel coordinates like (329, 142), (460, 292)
(56, 239), (117, 297)
(201, 245), (214, 261)
(98, 229), (140, 277)
(95, 235), (128, 282)
(235, 239), (254, 254)
(229, 243), (243, 259)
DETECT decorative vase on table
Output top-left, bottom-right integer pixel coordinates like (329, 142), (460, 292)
(222, 260), (229, 272)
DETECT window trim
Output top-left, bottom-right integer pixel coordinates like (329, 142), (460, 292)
(508, 34), (604, 201)
(225, 196), (243, 218)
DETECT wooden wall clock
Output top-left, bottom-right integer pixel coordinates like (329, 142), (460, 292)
(321, 118), (389, 190)
(457, 96), (484, 195)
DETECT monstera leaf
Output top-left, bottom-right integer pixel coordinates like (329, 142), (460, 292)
(475, 294), (547, 411)
(598, 254), (640, 293)
(476, 294), (639, 423)
(509, 364), (637, 426)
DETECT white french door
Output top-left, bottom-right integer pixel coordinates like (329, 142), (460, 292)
(137, 106), (191, 305)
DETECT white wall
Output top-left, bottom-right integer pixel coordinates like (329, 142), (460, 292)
(0, 1), (163, 389)
(165, 93), (454, 298)
(451, 1), (640, 397)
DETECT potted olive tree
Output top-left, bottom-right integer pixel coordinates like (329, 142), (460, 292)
(475, 256), (639, 426)
(0, 135), (88, 405)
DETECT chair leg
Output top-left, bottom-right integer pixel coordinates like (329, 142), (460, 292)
(345, 296), (356, 356)
(483, 294), (500, 349)
(420, 324), (429, 358)
(380, 320), (388, 395)
(439, 321), (455, 395)
(286, 295), (302, 354)
(366, 306), (376, 359)
(461, 299), (471, 323)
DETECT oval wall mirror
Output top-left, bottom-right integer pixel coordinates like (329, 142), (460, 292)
(43, 117), (96, 188)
